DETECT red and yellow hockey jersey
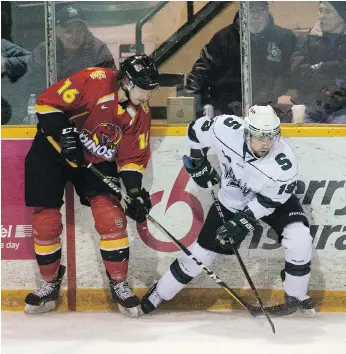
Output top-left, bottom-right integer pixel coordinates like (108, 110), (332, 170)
(35, 67), (151, 175)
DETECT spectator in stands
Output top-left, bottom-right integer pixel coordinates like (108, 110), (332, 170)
(27, 4), (116, 97)
(291, 1), (346, 123)
(2, 38), (30, 79)
(183, 1), (297, 119)
(1, 38), (30, 124)
(315, 84), (346, 123)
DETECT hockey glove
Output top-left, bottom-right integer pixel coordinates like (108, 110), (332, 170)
(183, 155), (220, 189)
(216, 210), (257, 251)
(60, 127), (84, 165)
(125, 188), (152, 223)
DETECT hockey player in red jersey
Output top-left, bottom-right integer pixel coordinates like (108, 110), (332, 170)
(24, 55), (159, 316)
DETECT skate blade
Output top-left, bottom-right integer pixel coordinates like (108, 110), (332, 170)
(299, 308), (316, 318)
(24, 300), (57, 314)
(254, 308), (296, 317)
(118, 304), (143, 317)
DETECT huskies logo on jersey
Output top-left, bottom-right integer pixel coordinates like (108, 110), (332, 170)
(222, 163), (252, 196)
(79, 123), (122, 160)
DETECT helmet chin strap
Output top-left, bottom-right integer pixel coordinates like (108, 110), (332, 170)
(124, 88), (131, 101)
(244, 131), (258, 158)
(121, 77), (134, 102)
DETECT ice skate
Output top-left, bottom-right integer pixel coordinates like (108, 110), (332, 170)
(109, 279), (142, 317)
(141, 283), (163, 314)
(254, 294), (316, 318)
(24, 265), (66, 314)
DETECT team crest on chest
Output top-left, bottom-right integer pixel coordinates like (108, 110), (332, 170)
(222, 163), (252, 196)
(267, 42), (281, 62)
(79, 123), (122, 160)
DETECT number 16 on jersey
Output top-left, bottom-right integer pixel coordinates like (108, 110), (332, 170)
(139, 131), (149, 149)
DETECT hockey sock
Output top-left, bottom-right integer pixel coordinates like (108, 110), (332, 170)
(33, 208), (63, 282)
(90, 195), (129, 283)
(157, 242), (217, 301)
(282, 222), (312, 301)
(34, 241), (62, 282)
(100, 237), (129, 283)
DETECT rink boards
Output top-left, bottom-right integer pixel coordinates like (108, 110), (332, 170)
(1, 126), (346, 312)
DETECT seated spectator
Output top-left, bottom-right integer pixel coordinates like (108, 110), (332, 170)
(1, 38), (30, 79)
(27, 4), (116, 96)
(1, 38), (30, 124)
(183, 1), (297, 118)
(291, 1), (346, 123)
(315, 84), (346, 123)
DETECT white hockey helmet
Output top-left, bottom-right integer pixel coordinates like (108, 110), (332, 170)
(244, 105), (280, 140)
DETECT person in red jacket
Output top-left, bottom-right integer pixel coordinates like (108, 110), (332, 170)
(24, 55), (159, 317)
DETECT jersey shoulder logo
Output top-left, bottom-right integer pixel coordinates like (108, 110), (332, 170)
(117, 104), (126, 115)
(141, 101), (149, 114)
(90, 70), (107, 80)
(79, 123), (122, 160)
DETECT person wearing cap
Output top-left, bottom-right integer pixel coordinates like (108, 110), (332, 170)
(183, 2), (297, 119)
(291, 1), (346, 123)
(23, 55), (159, 317)
(27, 5), (116, 97)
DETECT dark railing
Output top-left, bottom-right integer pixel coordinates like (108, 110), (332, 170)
(187, 1), (194, 23)
(136, 1), (198, 55)
(135, 1), (169, 54)
(153, 2), (229, 67)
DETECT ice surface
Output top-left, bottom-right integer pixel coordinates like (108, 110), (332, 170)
(2, 311), (346, 354)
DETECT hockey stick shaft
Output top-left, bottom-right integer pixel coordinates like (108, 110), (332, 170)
(208, 183), (276, 334)
(86, 163), (259, 315)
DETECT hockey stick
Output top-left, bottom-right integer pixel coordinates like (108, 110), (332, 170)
(85, 163), (262, 317)
(208, 182), (276, 334)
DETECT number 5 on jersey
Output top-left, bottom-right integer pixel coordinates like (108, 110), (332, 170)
(57, 79), (79, 103)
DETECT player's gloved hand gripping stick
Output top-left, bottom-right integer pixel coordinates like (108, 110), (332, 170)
(60, 127), (84, 166)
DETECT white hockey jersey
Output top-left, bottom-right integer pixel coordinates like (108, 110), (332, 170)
(188, 115), (298, 220)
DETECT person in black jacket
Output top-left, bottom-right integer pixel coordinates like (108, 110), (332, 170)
(1, 38), (30, 80)
(291, 1), (346, 123)
(1, 38), (30, 124)
(184, 2), (297, 118)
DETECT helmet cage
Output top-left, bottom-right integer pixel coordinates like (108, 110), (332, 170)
(246, 123), (280, 141)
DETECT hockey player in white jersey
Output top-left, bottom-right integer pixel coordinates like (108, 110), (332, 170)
(141, 105), (315, 317)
